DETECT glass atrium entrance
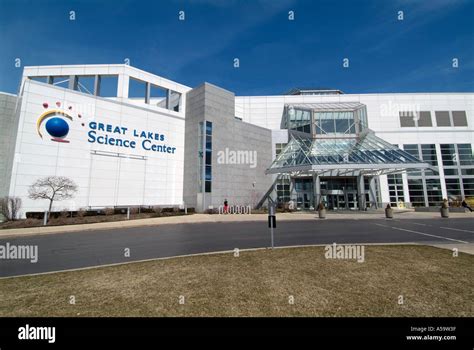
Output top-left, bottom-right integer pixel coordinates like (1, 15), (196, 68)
(262, 102), (430, 211)
(294, 177), (361, 210)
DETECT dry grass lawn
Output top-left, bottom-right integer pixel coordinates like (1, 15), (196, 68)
(0, 245), (472, 317)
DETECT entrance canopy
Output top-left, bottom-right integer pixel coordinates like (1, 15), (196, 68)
(266, 130), (430, 177)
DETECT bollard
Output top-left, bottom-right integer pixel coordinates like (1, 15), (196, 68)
(268, 203), (276, 249)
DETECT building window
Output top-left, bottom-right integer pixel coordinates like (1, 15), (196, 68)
(445, 179), (461, 200)
(403, 145), (422, 176)
(441, 143), (474, 200)
(275, 143), (287, 158)
(440, 144), (457, 166)
(426, 179), (442, 206)
(204, 121), (212, 192)
(463, 178), (474, 196)
(444, 168), (458, 176)
(435, 111), (451, 127)
(388, 174), (404, 207)
(198, 121), (213, 193)
(198, 122), (204, 193)
(421, 144), (438, 176)
(314, 111), (356, 135)
(461, 168), (474, 176)
(399, 112), (416, 127)
(276, 175), (291, 203)
(400, 111), (433, 127)
(288, 108), (311, 133)
(458, 144), (473, 166)
(407, 179), (425, 207)
(452, 111), (468, 127)
(417, 111), (433, 127)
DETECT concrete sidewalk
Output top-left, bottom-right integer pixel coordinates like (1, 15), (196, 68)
(429, 243), (474, 255)
(0, 210), (472, 238)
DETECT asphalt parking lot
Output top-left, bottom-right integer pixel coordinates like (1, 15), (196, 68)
(0, 217), (472, 277)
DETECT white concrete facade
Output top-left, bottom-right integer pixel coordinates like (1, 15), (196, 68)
(5, 65), (190, 215)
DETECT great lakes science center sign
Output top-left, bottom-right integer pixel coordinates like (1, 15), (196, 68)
(87, 122), (177, 154)
(36, 102), (177, 154)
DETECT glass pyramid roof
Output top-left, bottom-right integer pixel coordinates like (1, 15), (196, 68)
(267, 130), (430, 176)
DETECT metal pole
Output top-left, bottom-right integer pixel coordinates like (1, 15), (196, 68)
(43, 210), (48, 226)
(270, 226), (274, 249)
(268, 202), (276, 249)
(127, 207), (130, 220)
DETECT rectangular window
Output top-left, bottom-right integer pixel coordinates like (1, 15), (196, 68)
(457, 144), (473, 166)
(276, 175), (291, 203)
(98, 75), (119, 97)
(440, 144), (457, 166)
(421, 144), (438, 176)
(421, 144), (437, 166)
(452, 111), (468, 127)
(128, 78), (147, 102)
(426, 179), (442, 206)
(289, 108), (311, 133)
(204, 121), (212, 193)
(399, 112), (416, 127)
(198, 121), (213, 193)
(388, 174), (404, 206)
(445, 179), (461, 199)
(198, 122), (204, 193)
(51, 76), (70, 89)
(275, 143), (287, 157)
(463, 178), (474, 196)
(461, 168), (474, 176)
(435, 111), (451, 127)
(404, 145), (422, 177)
(444, 168), (458, 176)
(408, 179), (425, 207)
(76, 76), (95, 95)
(417, 111), (432, 127)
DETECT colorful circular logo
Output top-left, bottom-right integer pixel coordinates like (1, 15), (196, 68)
(36, 101), (75, 143)
(45, 118), (69, 138)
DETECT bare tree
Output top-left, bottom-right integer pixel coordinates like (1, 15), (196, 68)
(28, 176), (78, 219)
(0, 196), (22, 221)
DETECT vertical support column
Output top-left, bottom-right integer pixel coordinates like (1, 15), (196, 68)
(313, 173), (321, 209)
(435, 144), (447, 200)
(289, 177), (296, 203)
(401, 172), (410, 207)
(368, 176), (378, 209)
(357, 174), (366, 211)
(344, 188), (349, 210)
(46, 76), (54, 84)
(68, 75), (78, 90)
(145, 82), (151, 104)
(93, 75), (101, 96)
(117, 74), (129, 99)
(167, 89), (173, 110)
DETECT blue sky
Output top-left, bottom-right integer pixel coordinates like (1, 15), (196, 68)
(0, 0), (473, 95)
